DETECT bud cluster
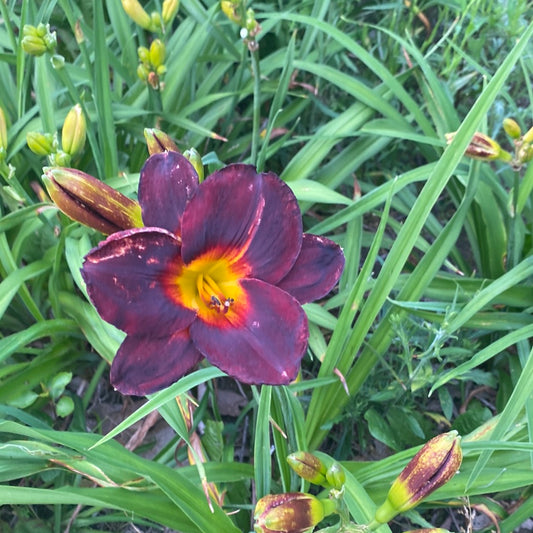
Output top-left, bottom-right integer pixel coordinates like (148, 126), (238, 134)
(26, 104), (87, 166)
(21, 23), (57, 56)
(220, 1), (261, 52)
(446, 117), (533, 171)
(121, 0), (179, 32)
(137, 39), (166, 90)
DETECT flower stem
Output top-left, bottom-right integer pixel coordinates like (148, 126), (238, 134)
(507, 169), (520, 269)
(250, 48), (261, 167)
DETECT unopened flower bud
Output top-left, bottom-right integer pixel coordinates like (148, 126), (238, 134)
(254, 492), (335, 533)
(162, 0), (180, 25)
(144, 128), (179, 154)
(62, 104), (87, 158)
(523, 126), (533, 144)
(22, 23), (57, 56)
(220, 1), (243, 25)
(149, 39), (165, 68)
(149, 12), (162, 31)
(374, 431), (462, 524)
(42, 167), (143, 234)
(0, 107), (7, 161)
(183, 148), (204, 182)
(50, 53), (66, 70)
(52, 150), (72, 167)
(503, 118), (521, 139)
(27, 132), (56, 156)
(121, 0), (156, 31)
(446, 131), (511, 162)
(287, 452), (328, 486)
(325, 462), (346, 490)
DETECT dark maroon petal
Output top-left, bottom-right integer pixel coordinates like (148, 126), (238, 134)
(139, 151), (199, 235)
(181, 164), (302, 284)
(82, 228), (196, 337)
(277, 233), (344, 304)
(110, 329), (203, 395)
(189, 278), (308, 385)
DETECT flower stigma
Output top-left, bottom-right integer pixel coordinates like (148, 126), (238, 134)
(167, 252), (246, 323)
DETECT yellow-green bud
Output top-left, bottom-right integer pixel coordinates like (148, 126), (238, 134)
(503, 118), (521, 139)
(51, 150), (71, 167)
(0, 107), (8, 161)
(50, 54), (66, 70)
(149, 39), (165, 68)
(254, 492), (335, 533)
(523, 126), (533, 144)
(138, 46), (150, 64)
(325, 462), (346, 490)
(144, 128), (179, 155)
(149, 12), (162, 32)
(183, 148), (204, 182)
(287, 452), (328, 486)
(42, 167), (143, 234)
(61, 104), (87, 157)
(374, 431), (462, 524)
(121, 0), (157, 31)
(137, 63), (149, 82)
(27, 132), (56, 156)
(22, 23), (57, 56)
(162, 0), (180, 25)
(220, 1), (243, 25)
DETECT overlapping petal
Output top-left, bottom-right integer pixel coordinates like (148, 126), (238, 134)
(82, 228), (196, 337)
(111, 329), (202, 395)
(181, 165), (302, 283)
(189, 278), (308, 385)
(278, 234), (345, 304)
(138, 151), (199, 235)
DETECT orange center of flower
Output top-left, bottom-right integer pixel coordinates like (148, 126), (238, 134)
(174, 252), (246, 322)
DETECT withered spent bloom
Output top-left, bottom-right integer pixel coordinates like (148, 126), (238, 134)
(373, 431), (462, 524)
(445, 131), (512, 162)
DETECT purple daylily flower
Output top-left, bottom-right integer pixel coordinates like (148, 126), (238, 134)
(82, 152), (344, 395)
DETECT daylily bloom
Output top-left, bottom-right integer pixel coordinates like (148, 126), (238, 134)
(81, 152), (344, 395)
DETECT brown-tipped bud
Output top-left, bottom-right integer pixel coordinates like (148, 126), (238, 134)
(162, 0), (180, 25)
(446, 131), (510, 161)
(0, 107), (7, 161)
(254, 493), (335, 533)
(503, 118), (521, 139)
(183, 147), (204, 182)
(144, 128), (179, 154)
(61, 104), (87, 157)
(42, 167), (143, 234)
(22, 23), (57, 56)
(27, 132), (56, 156)
(374, 431), (462, 524)
(523, 126), (533, 144)
(287, 452), (328, 486)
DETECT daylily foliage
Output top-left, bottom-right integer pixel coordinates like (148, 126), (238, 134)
(81, 152), (344, 395)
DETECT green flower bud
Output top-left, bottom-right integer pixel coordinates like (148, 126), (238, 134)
(374, 431), (462, 524)
(42, 167), (143, 234)
(0, 107), (8, 161)
(254, 492), (335, 533)
(144, 128), (179, 155)
(503, 118), (521, 139)
(51, 150), (72, 167)
(149, 12), (162, 32)
(162, 0), (180, 25)
(50, 53), (65, 70)
(183, 147), (204, 182)
(61, 104), (87, 157)
(138, 46), (151, 64)
(121, 0), (154, 30)
(325, 462), (346, 490)
(27, 132), (56, 156)
(149, 39), (165, 68)
(287, 452), (328, 486)
(22, 23), (56, 56)
(137, 63), (149, 82)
